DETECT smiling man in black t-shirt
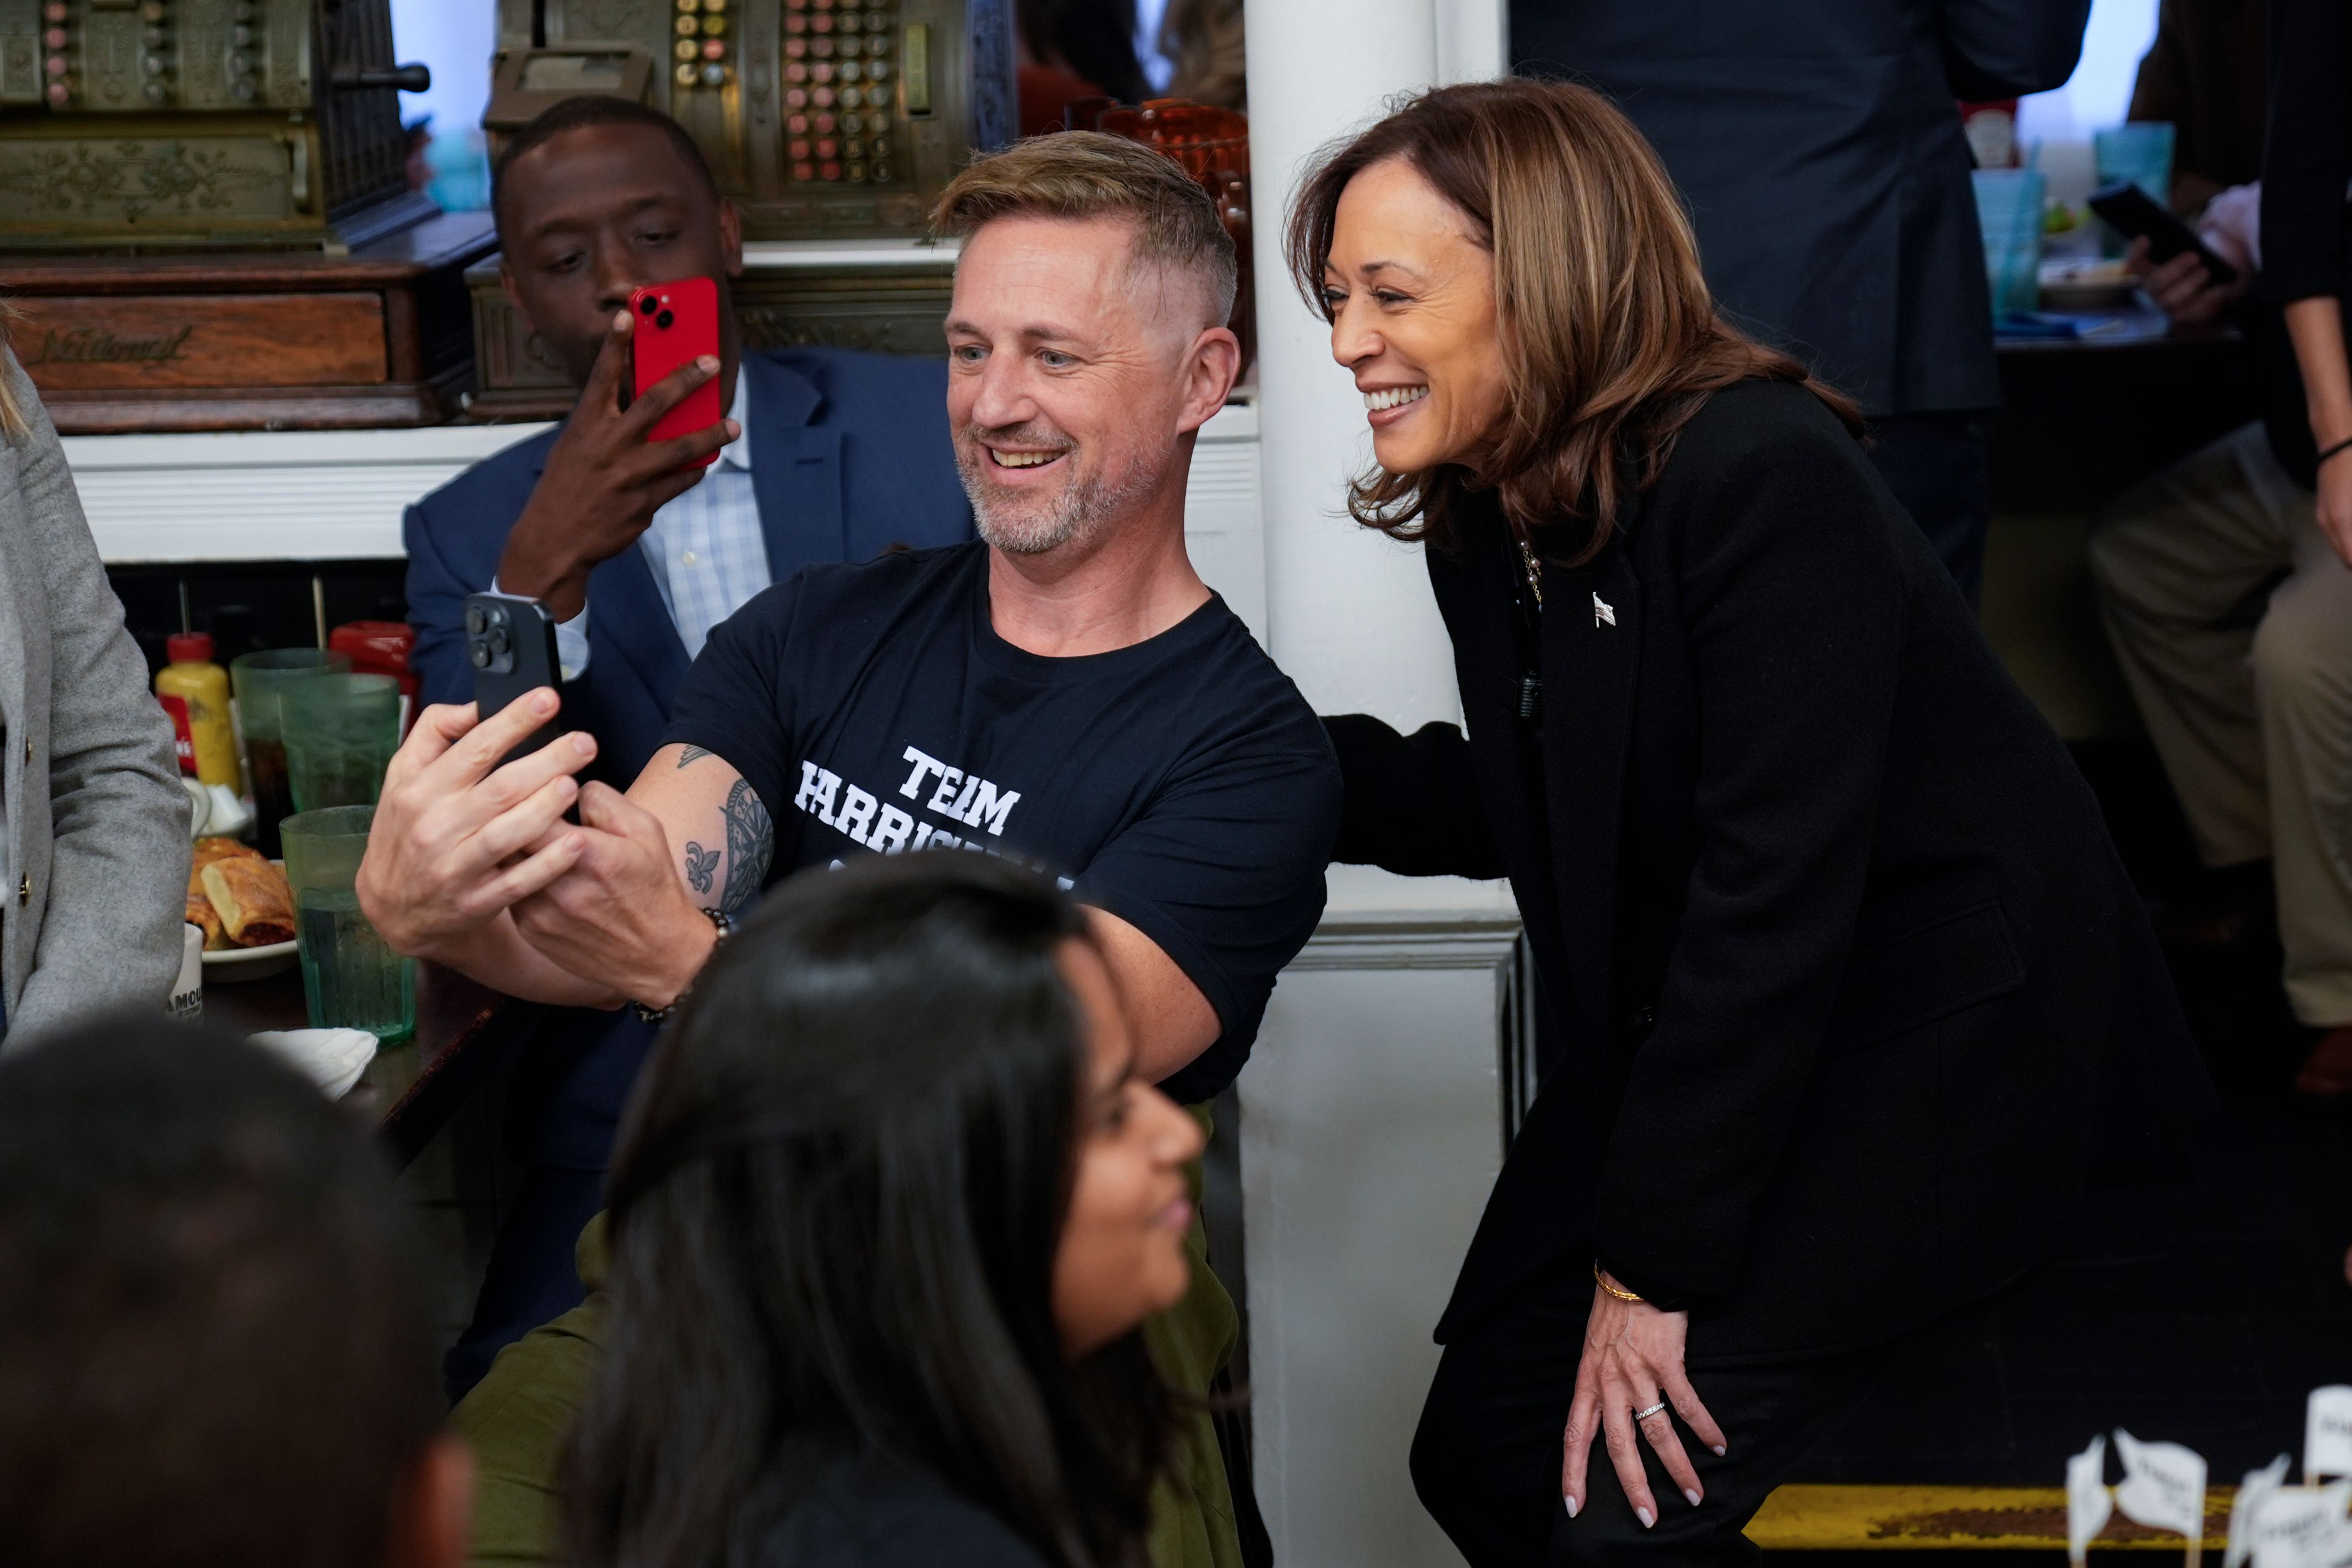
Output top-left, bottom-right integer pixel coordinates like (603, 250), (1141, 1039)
(361, 132), (1338, 1097)
(358, 130), (1337, 1561)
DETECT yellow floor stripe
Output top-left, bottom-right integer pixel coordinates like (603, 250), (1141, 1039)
(1746, 1485), (2233, 1551)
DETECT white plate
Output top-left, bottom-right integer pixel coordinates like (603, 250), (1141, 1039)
(202, 938), (298, 981)
(197, 857), (298, 981)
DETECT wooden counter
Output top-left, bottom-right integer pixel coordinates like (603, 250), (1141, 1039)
(202, 961), (530, 1169)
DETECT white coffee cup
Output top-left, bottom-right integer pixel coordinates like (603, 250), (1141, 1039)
(170, 921), (203, 1020)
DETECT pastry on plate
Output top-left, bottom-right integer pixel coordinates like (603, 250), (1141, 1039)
(200, 856), (296, 948)
(186, 870), (228, 951)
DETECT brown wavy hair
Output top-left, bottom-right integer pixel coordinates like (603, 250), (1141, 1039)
(1284, 78), (1863, 562)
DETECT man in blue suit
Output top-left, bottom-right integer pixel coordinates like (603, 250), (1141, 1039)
(1513, 0), (2092, 607)
(403, 95), (971, 1394)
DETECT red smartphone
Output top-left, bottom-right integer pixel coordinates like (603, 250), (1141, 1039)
(627, 277), (723, 468)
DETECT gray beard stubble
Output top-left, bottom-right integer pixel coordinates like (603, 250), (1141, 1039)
(957, 438), (1159, 557)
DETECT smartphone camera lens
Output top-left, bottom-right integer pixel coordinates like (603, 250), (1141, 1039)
(469, 641), (491, 669)
(464, 604), (485, 635)
(655, 309), (675, 330)
(638, 295), (660, 316)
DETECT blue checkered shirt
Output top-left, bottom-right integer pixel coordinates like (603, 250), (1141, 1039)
(534, 367), (769, 678)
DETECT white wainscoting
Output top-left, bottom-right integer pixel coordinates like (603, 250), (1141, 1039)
(61, 401), (1268, 643)
(1248, 865), (1521, 1568)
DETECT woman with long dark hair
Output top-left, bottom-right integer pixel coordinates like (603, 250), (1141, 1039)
(1286, 79), (2215, 1562)
(564, 853), (1204, 1568)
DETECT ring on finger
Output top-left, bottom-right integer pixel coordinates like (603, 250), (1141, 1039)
(1632, 1400), (1668, 1422)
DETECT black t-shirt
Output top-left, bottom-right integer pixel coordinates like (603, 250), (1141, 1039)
(663, 542), (1341, 1102)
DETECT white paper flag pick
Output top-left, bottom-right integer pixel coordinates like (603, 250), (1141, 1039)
(2306, 1387), (2352, 1482)
(2250, 1478), (2352, 1568)
(2114, 1430), (2209, 1564)
(2229, 1455), (2292, 1568)
(2069, 1435), (2114, 1566)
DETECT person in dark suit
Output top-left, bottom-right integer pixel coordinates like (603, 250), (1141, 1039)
(402, 96), (971, 1396)
(1285, 80), (2213, 1563)
(1510, 0), (2094, 607)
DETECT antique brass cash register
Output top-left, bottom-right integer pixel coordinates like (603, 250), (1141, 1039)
(484, 0), (1014, 238)
(466, 0), (1012, 418)
(0, 0), (496, 431)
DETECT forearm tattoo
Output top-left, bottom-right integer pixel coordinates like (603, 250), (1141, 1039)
(682, 840), (719, 895)
(718, 778), (772, 913)
(676, 744), (714, 769)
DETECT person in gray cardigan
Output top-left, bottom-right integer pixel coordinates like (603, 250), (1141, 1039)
(0, 341), (188, 1044)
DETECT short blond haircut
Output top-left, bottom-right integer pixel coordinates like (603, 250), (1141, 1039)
(932, 132), (1238, 325)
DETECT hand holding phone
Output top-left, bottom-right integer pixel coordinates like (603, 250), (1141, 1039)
(466, 592), (563, 764)
(490, 299), (734, 622)
(2089, 181), (2241, 288)
(628, 277), (725, 469)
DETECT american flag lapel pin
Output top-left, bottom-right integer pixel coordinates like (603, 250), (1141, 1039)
(1593, 592), (1616, 628)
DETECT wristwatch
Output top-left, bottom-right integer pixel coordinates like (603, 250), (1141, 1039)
(631, 905), (735, 1025)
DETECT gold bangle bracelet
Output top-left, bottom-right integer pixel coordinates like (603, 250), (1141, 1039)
(1593, 1261), (1646, 1303)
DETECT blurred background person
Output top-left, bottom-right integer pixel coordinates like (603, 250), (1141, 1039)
(1016, 0), (1149, 135)
(0, 336), (189, 1047)
(0, 1018), (470, 1568)
(2127, 0), (2268, 216)
(566, 854), (1202, 1568)
(2089, 0), (2352, 1100)
(1292, 79), (2211, 1563)
(1159, 0), (1247, 111)
(1511, 0), (2095, 607)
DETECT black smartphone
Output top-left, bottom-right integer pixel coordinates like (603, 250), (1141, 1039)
(464, 592), (562, 764)
(2087, 179), (2240, 287)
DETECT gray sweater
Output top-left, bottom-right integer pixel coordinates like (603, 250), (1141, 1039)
(0, 345), (189, 1044)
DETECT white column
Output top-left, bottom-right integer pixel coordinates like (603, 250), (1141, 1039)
(1241, 6), (1513, 1568)
(1247, 870), (1520, 1568)
(1246, 0), (1501, 731)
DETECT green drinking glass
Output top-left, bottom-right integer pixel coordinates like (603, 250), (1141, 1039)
(280, 805), (415, 1045)
(282, 672), (402, 813)
(231, 648), (352, 856)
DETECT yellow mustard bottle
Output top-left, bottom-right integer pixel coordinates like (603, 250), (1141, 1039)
(154, 633), (243, 794)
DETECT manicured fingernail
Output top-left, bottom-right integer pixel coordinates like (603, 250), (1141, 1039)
(532, 688), (557, 715)
(1713, 1445), (1727, 1457)
(1563, 1496), (1578, 1518)
(698, 354), (719, 372)
(1637, 1506), (1654, 1529)
(572, 733), (595, 756)
(613, 309), (631, 330)
(725, 419), (742, 440)
(1684, 1489), (1702, 1507)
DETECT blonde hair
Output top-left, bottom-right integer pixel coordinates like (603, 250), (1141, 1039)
(932, 131), (1238, 324)
(1285, 78), (1861, 561)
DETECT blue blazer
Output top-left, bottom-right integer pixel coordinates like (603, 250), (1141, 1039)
(405, 347), (974, 786)
(402, 347), (972, 1169)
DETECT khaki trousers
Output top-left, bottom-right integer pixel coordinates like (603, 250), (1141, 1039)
(2089, 420), (2352, 1027)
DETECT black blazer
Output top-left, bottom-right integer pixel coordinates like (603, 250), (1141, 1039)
(1327, 381), (2213, 1366)
(2257, 0), (2352, 487)
(1512, 0), (2090, 416)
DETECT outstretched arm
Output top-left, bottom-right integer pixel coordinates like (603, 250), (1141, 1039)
(508, 742), (772, 1010)
(511, 742), (1221, 1072)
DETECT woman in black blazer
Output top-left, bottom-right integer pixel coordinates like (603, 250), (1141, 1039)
(1287, 80), (2214, 1564)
